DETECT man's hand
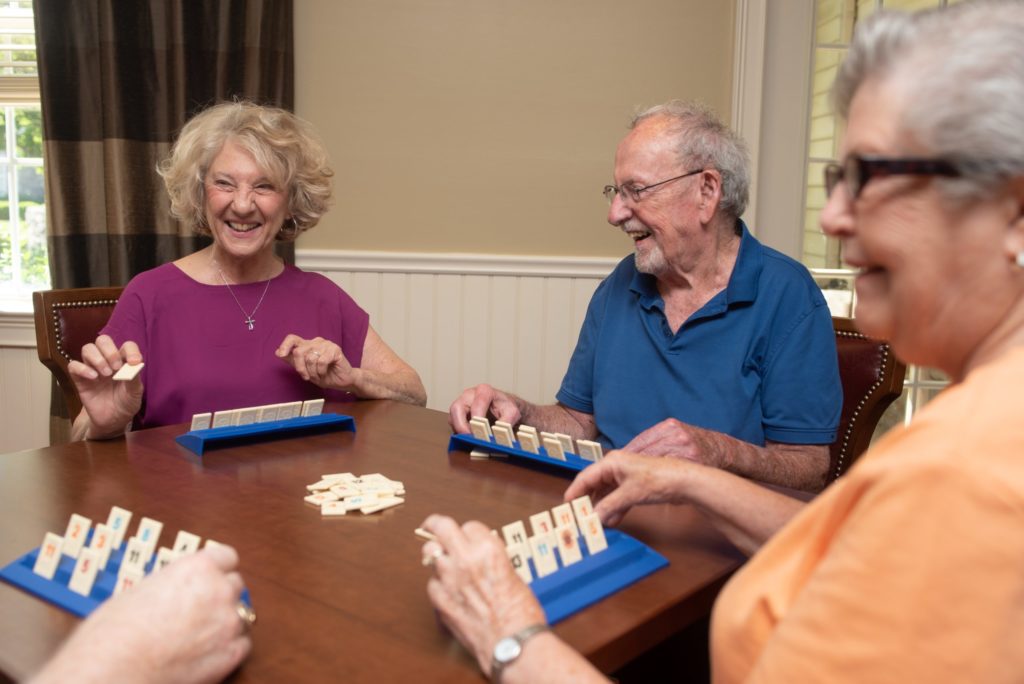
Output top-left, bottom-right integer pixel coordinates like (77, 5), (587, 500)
(448, 384), (524, 434)
(623, 418), (730, 467)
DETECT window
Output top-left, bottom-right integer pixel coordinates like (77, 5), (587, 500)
(0, 0), (44, 312)
(801, 0), (964, 435)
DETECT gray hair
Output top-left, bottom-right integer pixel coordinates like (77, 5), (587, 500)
(630, 100), (750, 222)
(834, 0), (1024, 200)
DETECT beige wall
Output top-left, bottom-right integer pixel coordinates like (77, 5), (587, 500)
(294, 0), (736, 257)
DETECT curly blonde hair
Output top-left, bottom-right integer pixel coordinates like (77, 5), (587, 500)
(157, 101), (334, 241)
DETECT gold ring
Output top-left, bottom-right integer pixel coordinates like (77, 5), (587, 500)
(421, 548), (445, 567)
(237, 602), (257, 631)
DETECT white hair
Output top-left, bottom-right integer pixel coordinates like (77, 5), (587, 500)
(834, 0), (1024, 199)
(631, 100), (750, 222)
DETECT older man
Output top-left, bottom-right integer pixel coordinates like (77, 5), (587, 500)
(450, 101), (840, 491)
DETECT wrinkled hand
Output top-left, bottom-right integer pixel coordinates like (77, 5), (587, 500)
(67, 334), (144, 438)
(420, 515), (546, 677)
(276, 334), (356, 391)
(36, 544), (252, 684)
(448, 384), (522, 434)
(623, 418), (729, 468)
(564, 451), (695, 527)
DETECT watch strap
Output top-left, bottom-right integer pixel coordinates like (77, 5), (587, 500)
(490, 622), (549, 682)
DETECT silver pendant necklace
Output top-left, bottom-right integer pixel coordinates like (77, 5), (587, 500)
(216, 265), (272, 331)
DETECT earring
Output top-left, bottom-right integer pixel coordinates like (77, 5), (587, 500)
(1017, 250), (1024, 268)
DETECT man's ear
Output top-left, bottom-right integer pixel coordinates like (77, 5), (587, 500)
(697, 169), (723, 224)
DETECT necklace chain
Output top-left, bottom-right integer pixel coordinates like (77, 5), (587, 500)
(215, 265), (272, 331)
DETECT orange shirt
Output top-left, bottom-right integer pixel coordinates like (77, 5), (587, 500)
(711, 346), (1024, 683)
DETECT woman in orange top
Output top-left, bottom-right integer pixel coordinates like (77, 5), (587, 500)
(419, 2), (1024, 682)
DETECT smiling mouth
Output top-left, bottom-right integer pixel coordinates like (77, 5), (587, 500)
(623, 228), (652, 243)
(227, 221), (261, 234)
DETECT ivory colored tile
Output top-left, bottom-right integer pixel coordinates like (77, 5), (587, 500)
(469, 419), (492, 441)
(359, 496), (404, 514)
(31, 532), (64, 580)
(120, 537), (150, 575)
(516, 430), (540, 454)
(256, 404), (281, 423)
(321, 501), (349, 516)
(579, 513), (608, 555)
(329, 484), (362, 498)
(570, 495), (594, 521)
(529, 511), (555, 536)
(528, 533), (559, 578)
(68, 548), (101, 597)
(87, 523), (114, 571)
(501, 521), (531, 552)
(576, 439), (604, 462)
(470, 449), (491, 459)
(301, 398), (325, 417)
(236, 407), (259, 426)
(211, 410), (234, 429)
(518, 425), (539, 439)
(278, 401), (303, 420)
(555, 433), (575, 455)
(304, 491), (340, 506)
(550, 503), (579, 536)
(554, 526), (583, 566)
(190, 412), (212, 431)
(506, 543), (533, 584)
(114, 566), (145, 596)
(306, 478), (339, 492)
(173, 530), (201, 555)
(542, 437), (566, 461)
(105, 506), (133, 548)
(134, 517), (164, 559)
(492, 423), (515, 448)
(62, 514), (92, 560)
(112, 362), (144, 381)
(153, 546), (177, 572)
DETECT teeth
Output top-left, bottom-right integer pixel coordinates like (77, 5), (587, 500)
(227, 222), (260, 233)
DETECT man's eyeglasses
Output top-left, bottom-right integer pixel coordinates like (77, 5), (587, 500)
(824, 155), (961, 200)
(603, 168), (704, 204)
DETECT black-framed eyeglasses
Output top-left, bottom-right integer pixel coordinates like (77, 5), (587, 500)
(824, 154), (961, 200)
(603, 168), (704, 204)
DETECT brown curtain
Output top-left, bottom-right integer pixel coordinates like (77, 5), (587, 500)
(34, 0), (294, 441)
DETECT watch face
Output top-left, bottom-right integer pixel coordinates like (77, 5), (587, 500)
(494, 637), (523, 664)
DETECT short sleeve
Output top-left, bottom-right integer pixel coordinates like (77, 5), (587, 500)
(760, 302), (840, 444)
(555, 278), (609, 413)
(100, 277), (149, 355)
(335, 286), (369, 368)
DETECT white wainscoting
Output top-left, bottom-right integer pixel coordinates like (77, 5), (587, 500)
(0, 251), (618, 451)
(297, 250), (617, 414)
(0, 312), (53, 453)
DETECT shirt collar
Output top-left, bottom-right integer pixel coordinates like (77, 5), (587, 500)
(629, 219), (763, 312)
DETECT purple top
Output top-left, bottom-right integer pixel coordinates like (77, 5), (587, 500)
(102, 263), (370, 429)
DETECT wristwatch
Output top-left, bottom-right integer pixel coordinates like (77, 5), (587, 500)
(490, 623), (549, 682)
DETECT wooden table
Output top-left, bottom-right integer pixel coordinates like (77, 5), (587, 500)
(0, 400), (744, 682)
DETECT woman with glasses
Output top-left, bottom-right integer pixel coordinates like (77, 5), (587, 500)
(420, 2), (1024, 681)
(68, 102), (426, 440)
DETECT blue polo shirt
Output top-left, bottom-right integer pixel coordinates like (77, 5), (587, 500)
(556, 223), (841, 449)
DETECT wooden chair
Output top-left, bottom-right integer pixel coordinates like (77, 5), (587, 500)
(828, 316), (907, 483)
(33, 286), (124, 420)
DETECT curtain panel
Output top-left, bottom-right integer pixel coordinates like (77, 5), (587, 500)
(34, 0), (294, 439)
